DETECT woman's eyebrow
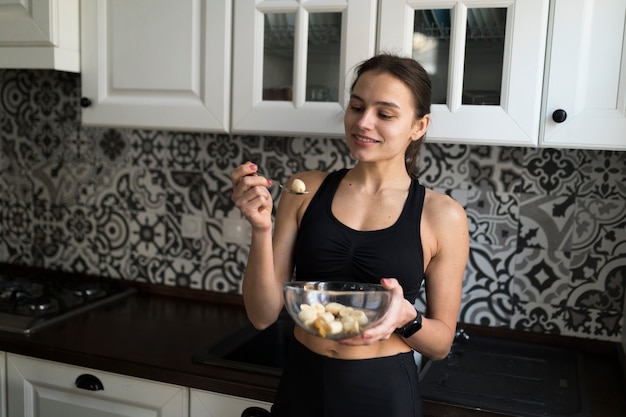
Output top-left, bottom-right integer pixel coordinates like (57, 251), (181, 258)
(350, 94), (400, 109)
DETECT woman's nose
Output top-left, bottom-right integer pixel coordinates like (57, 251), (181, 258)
(356, 109), (375, 129)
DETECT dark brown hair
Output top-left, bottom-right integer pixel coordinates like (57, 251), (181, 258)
(350, 54), (432, 177)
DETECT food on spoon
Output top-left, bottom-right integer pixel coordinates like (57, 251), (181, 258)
(297, 301), (370, 338)
(291, 178), (307, 193)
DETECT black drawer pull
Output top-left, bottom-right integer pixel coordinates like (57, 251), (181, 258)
(75, 374), (104, 391)
(241, 406), (270, 417)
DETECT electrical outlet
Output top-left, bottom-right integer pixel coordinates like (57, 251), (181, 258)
(181, 214), (203, 239)
(223, 218), (251, 245)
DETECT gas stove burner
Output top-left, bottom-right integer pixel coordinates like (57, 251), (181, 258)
(0, 269), (135, 334)
(0, 281), (44, 302)
(28, 297), (62, 317)
(62, 281), (108, 301)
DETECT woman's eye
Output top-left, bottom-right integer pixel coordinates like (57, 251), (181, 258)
(379, 113), (393, 120)
(350, 105), (363, 112)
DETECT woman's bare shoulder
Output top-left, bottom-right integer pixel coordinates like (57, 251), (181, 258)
(422, 188), (469, 268)
(423, 188), (467, 227)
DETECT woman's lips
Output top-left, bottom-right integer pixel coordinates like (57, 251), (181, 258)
(353, 134), (380, 144)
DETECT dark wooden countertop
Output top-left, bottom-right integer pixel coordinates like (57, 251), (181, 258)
(0, 272), (625, 416)
(0, 288), (284, 400)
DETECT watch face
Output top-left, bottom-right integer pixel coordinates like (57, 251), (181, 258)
(397, 310), (422, 338)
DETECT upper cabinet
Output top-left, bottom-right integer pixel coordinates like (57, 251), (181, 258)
(379, 0), (549, 147)
(231, 0), (377, 136)
(540, 0), (626, 150)
(0, 0), (80, 72)
(379, 0), (626, 150)
(74, 0), (625, 149)
(80, 0), (231, 132)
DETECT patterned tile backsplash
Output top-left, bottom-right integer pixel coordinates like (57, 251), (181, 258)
(1, 69), (625, 341)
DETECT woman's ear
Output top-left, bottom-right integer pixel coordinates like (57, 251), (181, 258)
(411, 114), (430, 141)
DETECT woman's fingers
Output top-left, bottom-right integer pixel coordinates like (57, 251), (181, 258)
(230, 162), (274, 230)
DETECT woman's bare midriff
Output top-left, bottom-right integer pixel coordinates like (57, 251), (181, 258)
(294, 326), (412, 359)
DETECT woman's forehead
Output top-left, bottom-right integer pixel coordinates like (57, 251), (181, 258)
(352, 71), (414, 106)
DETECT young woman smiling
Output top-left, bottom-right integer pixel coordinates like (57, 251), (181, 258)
(230, 54), (469, 417)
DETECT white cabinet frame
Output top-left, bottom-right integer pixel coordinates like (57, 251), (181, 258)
(379, 0), (549, 146)
(232, 0), (377, 137)
(80, 0), (231, 132)
(0, 0), (80, 72)
(0, 352), (5, 417)
(7, 353), (188, 417)
(540, 0), (626, 150)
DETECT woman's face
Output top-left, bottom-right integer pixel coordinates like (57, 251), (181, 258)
(344, 71), (429, 166)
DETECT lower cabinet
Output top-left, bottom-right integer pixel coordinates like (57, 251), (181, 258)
(190, 389), (272, 417)
(1, 352), (6, 417)
(6, 354), (188, 417)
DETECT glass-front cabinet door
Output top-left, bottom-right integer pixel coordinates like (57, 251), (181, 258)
(232, 0), (377, 136)
(378, 0), (549, 146)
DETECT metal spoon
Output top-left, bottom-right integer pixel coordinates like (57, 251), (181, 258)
(256, 168), (309, 195)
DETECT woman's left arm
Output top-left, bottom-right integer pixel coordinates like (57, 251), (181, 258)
(400, 192), (469, 359)
(346, 192), (469, 359)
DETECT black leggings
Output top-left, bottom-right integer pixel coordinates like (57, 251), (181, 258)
(271, 338), (423, 417)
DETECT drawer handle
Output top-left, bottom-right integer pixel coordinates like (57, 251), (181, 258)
(241, 406), (270, 417)
(75, 374), (104, 391)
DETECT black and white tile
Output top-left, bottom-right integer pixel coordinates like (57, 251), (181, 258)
(1, 68), (625, 342)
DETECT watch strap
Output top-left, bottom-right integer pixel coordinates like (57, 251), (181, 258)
(394, 308), (423, 338)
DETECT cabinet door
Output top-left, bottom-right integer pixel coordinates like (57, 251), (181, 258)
(232, 0), (377, 136)
(80, 0), (231, 132)
(378, 0), (549, 146)
(1, 352), (6, 417)
(191, 389), (272, 417)
(0, 0), (79, 72)
(7, 354), (188, 417)
(540, 0), (626, 150)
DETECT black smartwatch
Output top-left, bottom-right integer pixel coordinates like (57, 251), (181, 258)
(394, 308), (423, 338)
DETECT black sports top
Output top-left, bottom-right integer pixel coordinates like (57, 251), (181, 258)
(294, 169), (425, 304)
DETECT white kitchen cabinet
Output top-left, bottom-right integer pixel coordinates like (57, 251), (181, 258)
(191, 389), (272, 417)
(0, 0), (79, 72)
(378, 0), (549, 147)
(231, 0), (378, 137)
(6, 353), (188, 417)
(80, 0), (231, 132)
(540, 0), (626, 150)
(1, 352), (6, 417)
(378, 0), (626, 149)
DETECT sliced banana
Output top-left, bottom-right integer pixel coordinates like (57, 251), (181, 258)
(298, 301), (370, 338)
(291, 178), (307, 193)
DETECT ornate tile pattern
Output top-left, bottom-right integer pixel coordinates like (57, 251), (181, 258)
(1, 69), (625, 341)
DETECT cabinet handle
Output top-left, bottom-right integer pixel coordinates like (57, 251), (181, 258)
(75, 374), (104, 391)
(552, 109), (567, 123)
(80, 97), (92, 108)
(241, 406), (271, 417)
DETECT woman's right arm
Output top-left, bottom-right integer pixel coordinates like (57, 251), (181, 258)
(230, 162), (302, 329)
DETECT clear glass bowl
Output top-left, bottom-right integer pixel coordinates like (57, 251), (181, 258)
(282, 281), (393, 340)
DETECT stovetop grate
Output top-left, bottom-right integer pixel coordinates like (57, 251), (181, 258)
(0, 271), (134, 334)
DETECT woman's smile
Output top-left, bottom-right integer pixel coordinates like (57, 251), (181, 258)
(353, 134), (380, 145)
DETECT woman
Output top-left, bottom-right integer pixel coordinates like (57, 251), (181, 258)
(230, 54), (469, 417)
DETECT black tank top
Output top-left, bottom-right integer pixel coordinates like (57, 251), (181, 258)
(294, 169), (425, 304)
